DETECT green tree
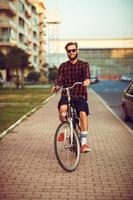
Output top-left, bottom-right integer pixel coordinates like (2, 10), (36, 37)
(0, 51), (6, 69)
(6, 47), (29, 88)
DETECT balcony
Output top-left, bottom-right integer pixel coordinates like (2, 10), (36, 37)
(18, 41), (27, 50)
(28, 37), (32, 43)
(39, 13), (46, 22)
(39, 54), (45, 61)
(0, 17), (16, 30)
(32, 37), (39, 45)
(25, 0), (31, 4)
(39, 23), (45, 32)
(25, 4), (31, 18)
(25, 9), (31, 19)
(0, 35), (16, 46)
(39, 34), (45, 42)
(39, 44), (45, 51)
(0, 35), (9, 42)
(0, 0), (16, 16)
(26, 46), (32, 55)
(19, 27), (26, 36)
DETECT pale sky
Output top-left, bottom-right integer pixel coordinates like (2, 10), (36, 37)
(44, 0), (133, 39)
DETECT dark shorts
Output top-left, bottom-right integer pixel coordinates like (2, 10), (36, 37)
(58, 96), (89, 116)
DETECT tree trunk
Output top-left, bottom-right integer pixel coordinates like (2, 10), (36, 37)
(16, 68), (19, 89)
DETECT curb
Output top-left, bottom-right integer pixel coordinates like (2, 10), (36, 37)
(90, 89), (133, 136)
(0, 94), (55, 139)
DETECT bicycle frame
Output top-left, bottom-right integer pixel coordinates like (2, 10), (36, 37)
(60, 82), (82, 146)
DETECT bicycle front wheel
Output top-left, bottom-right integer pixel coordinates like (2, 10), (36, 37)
(54, 122), (80, 172)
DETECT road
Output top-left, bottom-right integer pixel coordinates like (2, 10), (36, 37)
(90, 80), (133, 130)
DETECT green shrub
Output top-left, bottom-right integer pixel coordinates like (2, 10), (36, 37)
(39, 75), (48, 84)
(27, 71), (40, 83)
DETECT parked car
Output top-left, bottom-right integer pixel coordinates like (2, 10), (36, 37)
(90, 76), (99, 84)
(121, 80), (133, 121)
(120, 75), (133, 82)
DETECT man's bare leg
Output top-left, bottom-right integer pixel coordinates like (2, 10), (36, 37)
(59, 105), (68, 122)
(79, 111), (90, 152)
(79, 111), (88, 131)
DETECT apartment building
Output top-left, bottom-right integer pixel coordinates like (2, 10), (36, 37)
(0, 0), (46, 78)
(31, 0), (46, 70)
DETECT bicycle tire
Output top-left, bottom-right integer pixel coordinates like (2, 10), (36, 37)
(54, 122), (80, 172)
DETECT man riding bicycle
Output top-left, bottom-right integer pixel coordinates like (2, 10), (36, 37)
(52, 42), (91, 153)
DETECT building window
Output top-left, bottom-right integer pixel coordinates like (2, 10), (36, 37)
(33, 43), (37, 51)
(34, 56), (37, 63)
(19, 1), (25, 12)
(10, 29), (16, 41)
(32, 18), (37, 27)
(32, 6), (37, 14)
(0, 28), (9, 41)
(19, 17), (25, 28)
(33, 31), (37, 39)
(19, 33), (24, 43)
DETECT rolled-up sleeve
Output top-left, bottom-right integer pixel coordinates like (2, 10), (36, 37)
(56, 64), (64, 86)
(84, 62), (90, 80)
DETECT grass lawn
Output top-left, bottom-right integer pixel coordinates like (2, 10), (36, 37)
(0, 87), (53, 133)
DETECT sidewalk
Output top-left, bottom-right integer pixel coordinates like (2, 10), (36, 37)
(0, 90), (133, 200)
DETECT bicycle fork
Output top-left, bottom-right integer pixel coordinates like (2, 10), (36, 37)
(63, 119), (74, 147)
(70, 119), (74, 146)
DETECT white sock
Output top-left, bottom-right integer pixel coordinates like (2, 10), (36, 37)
(80, 131), (88, 146)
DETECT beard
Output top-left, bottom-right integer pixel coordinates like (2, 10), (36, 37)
(68, 52), (78, 61)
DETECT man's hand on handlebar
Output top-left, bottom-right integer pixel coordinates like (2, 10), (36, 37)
(83, 79), (91, 86)
(51, 86), (60, 93)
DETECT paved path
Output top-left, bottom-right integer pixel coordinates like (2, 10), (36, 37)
(0, 90), (133, 200)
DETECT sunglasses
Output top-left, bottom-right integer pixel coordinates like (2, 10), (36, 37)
(67, 49), (77, 53)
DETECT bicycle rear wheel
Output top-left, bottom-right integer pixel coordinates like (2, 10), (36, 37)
(54, 122), (80, 172)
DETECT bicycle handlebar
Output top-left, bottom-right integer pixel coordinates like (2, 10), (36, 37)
(59, 82), (83, 91)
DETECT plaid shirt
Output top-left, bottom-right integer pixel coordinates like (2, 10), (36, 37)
(56, 59), (90, 100)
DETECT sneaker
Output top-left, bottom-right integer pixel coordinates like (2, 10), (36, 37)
(58, 132), (64, 142)
(80, 144), (91, 153)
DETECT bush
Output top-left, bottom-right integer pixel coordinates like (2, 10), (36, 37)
(39, 75), (48, 84)
(49, 67), (58, 82)
(26, 71), (40, 83)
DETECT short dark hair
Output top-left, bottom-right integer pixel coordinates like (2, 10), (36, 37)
(65, 42), (78, 50)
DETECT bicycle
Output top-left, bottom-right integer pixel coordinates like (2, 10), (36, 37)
(54, 82), (83, 172)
